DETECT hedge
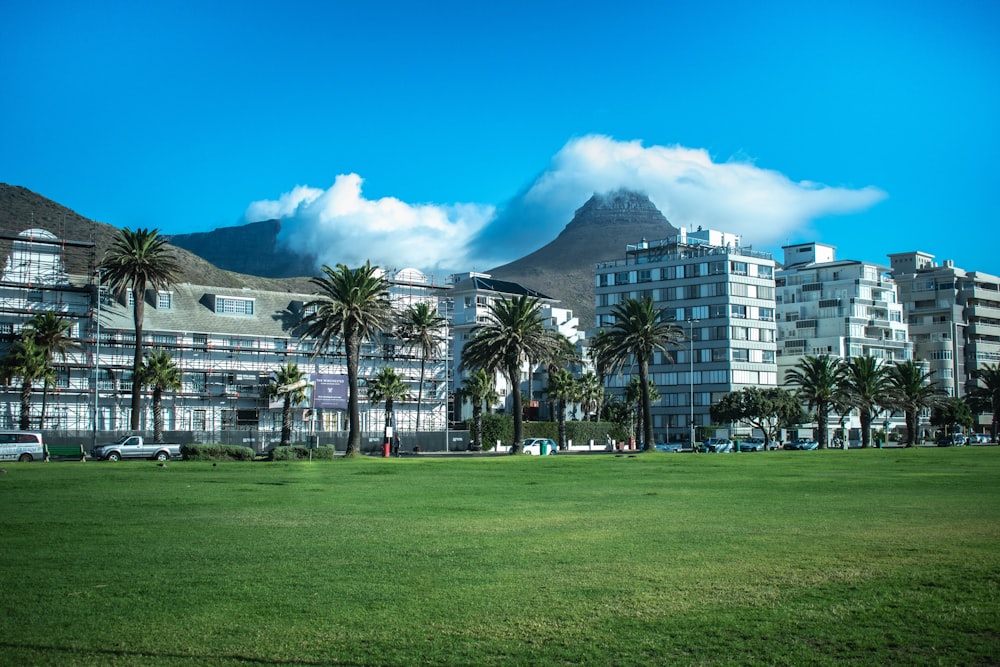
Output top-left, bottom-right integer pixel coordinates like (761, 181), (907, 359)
(270, 445), (336, 461)
(180, 443), (256, 461)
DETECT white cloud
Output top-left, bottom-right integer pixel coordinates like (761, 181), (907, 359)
(469, 135), (887, 263)
(245, 135), (886, 276)
(245, 174), (494, 280)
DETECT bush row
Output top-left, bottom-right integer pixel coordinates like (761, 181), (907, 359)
(180, 443), (256, 461)
(469, 414), (627, 450)
(269, 446), (337, 461)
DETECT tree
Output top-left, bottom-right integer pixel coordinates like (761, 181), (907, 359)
(841, 355), (892, 448)
(459, 295), (558, 453)
(23, 312), (82, 428)
(576, 372), (603, 422)
(396, 302), (446, 432)
(886, 360), (945, 446)
(546, 368), (577, 450)
(99, 228), (180, 430)
(710, 387), (804, 447)
(931, 397), (974, 436)
(625, 377), (660, 446)
(299, 262), (395, 456)
(263, 362), (308, 448)
(458, 369), (499, 451)
(366, 366), (410, 433)
(784, 355), (845, 449)
(599, 297), (685, 452)
(968, 362), (1000, 442)
(135, 348), (181, 443)
(1, 335), (51, 429)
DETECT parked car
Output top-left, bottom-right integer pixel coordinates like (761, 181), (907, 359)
(699, 438), (733, 453)
(517, 438), (558, 455)
(970, 433), (991, 444)
(936, 434), (966, 447)
(739, 438), (766, 452)
(655, 442), (684, 453)
(785, 438), (819, 451)
(0, 431), (45, 462)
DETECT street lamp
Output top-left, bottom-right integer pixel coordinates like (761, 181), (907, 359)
(688, 317), (699, 449)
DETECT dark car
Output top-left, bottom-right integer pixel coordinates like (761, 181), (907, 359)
(936, 434), (966, 447)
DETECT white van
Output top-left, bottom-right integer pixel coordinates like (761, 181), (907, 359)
(0, 431), (45, 462)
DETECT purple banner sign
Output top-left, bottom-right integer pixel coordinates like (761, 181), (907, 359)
(313, 374), (348, 410)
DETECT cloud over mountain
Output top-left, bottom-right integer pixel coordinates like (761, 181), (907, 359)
(245, 135), (887, 276)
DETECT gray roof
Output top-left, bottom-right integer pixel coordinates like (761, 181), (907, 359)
(101, 282), (312, 340)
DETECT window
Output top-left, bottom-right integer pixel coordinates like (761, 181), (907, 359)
(731, 305), (747, 319)
(637, 269), (652, 283)
(709, 261), (726, 275)
(757, 265), (774, 279)
(216, 296), (254, 315)
(615, 271), (630, 285)
(730, 261), (748, 275)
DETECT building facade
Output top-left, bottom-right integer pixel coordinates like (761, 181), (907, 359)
(594, 228), (778, 444)
(447, 271), (583, 424)
(889, 251), (1000, 401)
(0, 229), (451, 452)
(776, 242), (912, 384)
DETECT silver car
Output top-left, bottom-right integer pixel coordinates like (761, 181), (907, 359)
(0, 431), (45, 462)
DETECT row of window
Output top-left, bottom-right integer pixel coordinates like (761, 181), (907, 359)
(599, 260), (774, 286)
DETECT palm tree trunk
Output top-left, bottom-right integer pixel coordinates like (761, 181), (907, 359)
(416, 355), (425, 431)
(509, 365), (523, 451)
(281, 395), (292, 447)
(473, 404), (483, 450)
(131, 287), (145, 431)
(152, 387), (163, 442)
(40, 383), (49, 429)
(817, 402), (828, 449)
(345, 330), (362, 456)
(20, 382), (31, 430)
(638, 360), (655, 451)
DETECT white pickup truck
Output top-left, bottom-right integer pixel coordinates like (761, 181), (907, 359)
(92, 435), (181, 462)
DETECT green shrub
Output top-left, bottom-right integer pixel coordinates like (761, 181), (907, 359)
(269, 445), (336, 461)
(181, 443), (255, 461)
(466, 413), (624, 450)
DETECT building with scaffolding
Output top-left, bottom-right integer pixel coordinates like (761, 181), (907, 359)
(0, 229), (452, 453)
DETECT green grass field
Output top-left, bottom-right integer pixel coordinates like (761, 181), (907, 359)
(1, 448), (998, 666)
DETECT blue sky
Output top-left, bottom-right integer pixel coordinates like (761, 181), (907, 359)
(2, 0), (997, 279)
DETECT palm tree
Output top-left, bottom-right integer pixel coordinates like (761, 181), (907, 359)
(598, 297), (684, 452)
(396, 302), (446, 431)
(968, 362), (1000, 442)
(23, 312), (82, 428)
(841, 355), (892, 448)
(99, 228), (180, 430)
(625, 377), (661, 447)
(263, 362), (308, 448)
(367, 366), (410, 426)
(784, 355), (845, 449)
(546, 368), (577, 450)
(459, 295), (558, 452)
(1, 335), (52, 429)
(576, 372), (603, 422)
(135, 349), (182, 442)
(457, 369), (499, 451)
(299, 262), (395, 456)
(887, 360), (945, 446)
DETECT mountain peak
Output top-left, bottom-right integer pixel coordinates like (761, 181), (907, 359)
(577, 189), (660, 214)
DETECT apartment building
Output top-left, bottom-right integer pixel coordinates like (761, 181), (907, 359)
(0, 229), (451, 451)
(776, 243), (912, 379)
(889, 251), (1000, 399)
(447, 271), (583, 423)
(594, 228), (778, 443)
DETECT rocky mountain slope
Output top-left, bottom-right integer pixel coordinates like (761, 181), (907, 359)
(488, 190), (679, 330)
(0, 184), (313, 293)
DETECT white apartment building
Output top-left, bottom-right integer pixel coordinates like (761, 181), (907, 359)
(594, 228), (778, 444)
(448, 272), (583, 423)
(0, 229), (451, 452)
(776, 243), (912, 382)
(889, 251), (1000, 402)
